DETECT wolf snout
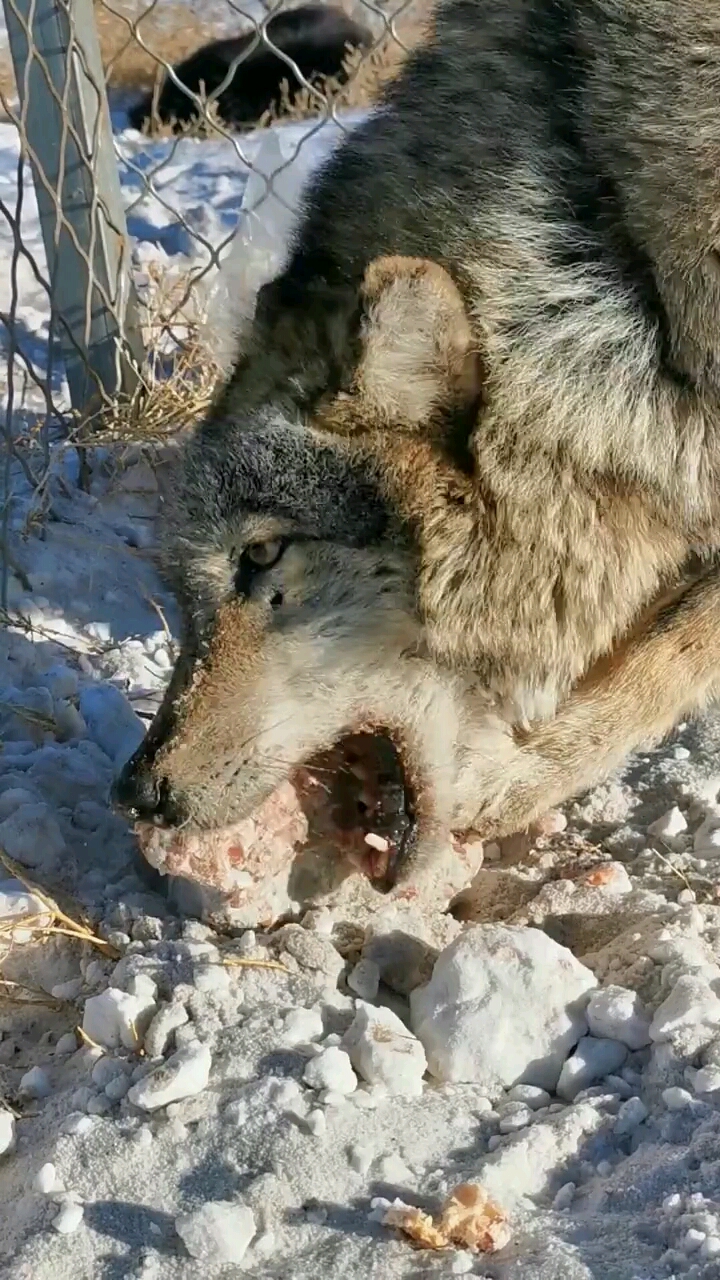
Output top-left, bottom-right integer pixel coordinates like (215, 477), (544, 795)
(113, 753), (181, 826)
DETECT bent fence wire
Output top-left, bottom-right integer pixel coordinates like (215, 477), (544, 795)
(0, 0), (425, 608)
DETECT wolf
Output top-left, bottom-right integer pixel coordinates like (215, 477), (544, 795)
(116, 0), (720, 887)
(127, 5), (372, 133)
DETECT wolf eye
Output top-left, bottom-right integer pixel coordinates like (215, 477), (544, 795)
(234, 539), (287, 601)
(244, 540), (284, 569)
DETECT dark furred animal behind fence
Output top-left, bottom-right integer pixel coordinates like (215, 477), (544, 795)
(128, 4), (373, 132)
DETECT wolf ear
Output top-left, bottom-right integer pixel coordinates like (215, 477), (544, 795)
(352, 256), (484, 435)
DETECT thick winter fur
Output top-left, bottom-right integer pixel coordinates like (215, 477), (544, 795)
(127, 6), (372, 132)
(117, 0), (720, 882)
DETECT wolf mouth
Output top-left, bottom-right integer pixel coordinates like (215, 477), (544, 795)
(295, 728), (418, 889)
(133, 726), (419, 896)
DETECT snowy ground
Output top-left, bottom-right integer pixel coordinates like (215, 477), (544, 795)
(0, 103), (364, 416)
(2, 83), (720, 1280)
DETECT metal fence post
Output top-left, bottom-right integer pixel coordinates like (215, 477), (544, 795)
(2, 0), (145, 421)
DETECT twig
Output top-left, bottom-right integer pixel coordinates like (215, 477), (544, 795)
(127, 1017), (145, 1054)
(76, 1025), (102, 1051)
(653, 839), (694, 892)
(0, 849), (120, 957)
(222, 956), (290, 974)
(0, 910), (49, 934)
(144, 590), (176, 657)
(0, 977), (65, 1009)
(0, 700), (56, 732)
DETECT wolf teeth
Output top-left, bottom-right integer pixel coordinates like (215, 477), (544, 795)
(364, 832), (389, 853)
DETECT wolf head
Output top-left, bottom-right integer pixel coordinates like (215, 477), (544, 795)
(114, 259), (490, 877)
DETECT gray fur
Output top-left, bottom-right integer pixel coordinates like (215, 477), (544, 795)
(115, 0), (720, 886)
(170, 415), (390, 617)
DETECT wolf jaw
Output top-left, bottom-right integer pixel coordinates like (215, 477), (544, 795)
(291, 729), (419, 886)
(115, 550), (478, 889)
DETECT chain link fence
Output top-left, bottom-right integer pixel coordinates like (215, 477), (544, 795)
(0, 0), (428, 606)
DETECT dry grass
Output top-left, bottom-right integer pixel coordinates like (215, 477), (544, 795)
(81, 333), (221, 445)
(0, 847), (115, 1048)
(0, 57), (14, 108)
(0, 848), (121, 959)
(0, 847), (120, 1031)
(80, 259), (223, 444)
(0, 851), (128, 1063)
(222, 955), (290, 973)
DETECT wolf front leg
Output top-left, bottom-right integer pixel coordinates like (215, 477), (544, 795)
(470, 566), (720, 841)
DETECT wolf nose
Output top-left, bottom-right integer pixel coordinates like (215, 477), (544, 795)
(113, 759), (162, 819)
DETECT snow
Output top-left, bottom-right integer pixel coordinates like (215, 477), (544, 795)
(280, 1005), (325, 1047)
(648, 805), (688, 838)
(649, 973), (720, 1055)
(143, 1000), (190, 1059)
(555, 1036), (628, 1101)
(302, 1045), (358, 1094)
(34, 1161), (63, 1194)
(0, 1110), (15, 1155)
(52, 1200), (85, 1235)
(614, 1095), (649, 1134)
(343, 1001), (427, 1096)
(585, 983), (652, 1050)
(409, 924), (598, 1091)
(2, 61), (720, 1280)
(82, 985), (158, 1051)
(18, 1065), (51, 1098)
(126, 1040), (212, 1110)
(174, 1199), (256, 1265)
(662, 1086), (695, 1111)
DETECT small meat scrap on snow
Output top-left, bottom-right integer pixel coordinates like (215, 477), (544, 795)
(383, 1182), (511, 1253)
